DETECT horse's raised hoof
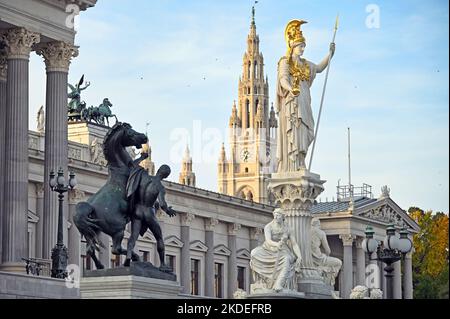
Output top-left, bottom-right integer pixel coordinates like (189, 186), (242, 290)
(123, 259), (131, 267)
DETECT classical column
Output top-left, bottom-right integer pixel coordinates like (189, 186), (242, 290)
(379, 261), (387, 298)
(35, 183), (45, 259)
(68, 189), (84, 268)
(0, 46), (7, 265)
(268, 170), (326, 290)
(36, 42), (78, 259)
(205, 218), (219, 297)
(355, 237), (366, 286)
(0, 28), (40, 272)
(340, 234), (354, 299)
(227, 223), (241, 298)
(180, 213), (195, 294)
(393, 260), (402, 299)
(403, 251), (413, 299)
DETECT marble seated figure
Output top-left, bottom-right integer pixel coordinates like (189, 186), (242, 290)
(310, 218), (342, 286)
(250, 208), (302, 293)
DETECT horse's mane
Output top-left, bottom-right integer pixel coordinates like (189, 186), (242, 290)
(103, 122), (131, 162)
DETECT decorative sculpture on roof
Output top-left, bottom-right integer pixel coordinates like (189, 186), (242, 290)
(67, 75), (118, 126)
(68, 75), (90, 121)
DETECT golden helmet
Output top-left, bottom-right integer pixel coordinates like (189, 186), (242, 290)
(285, 19), (308, 49)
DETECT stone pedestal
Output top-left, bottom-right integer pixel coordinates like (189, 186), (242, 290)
(68, 121), (110, 145)
(81, 276), (182, 299)
(81, 262), (181, 299)
(268, 169), (329, 298)
(246, 291), (306, 299)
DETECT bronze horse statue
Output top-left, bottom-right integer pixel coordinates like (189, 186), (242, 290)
(73, 122), (148, 269)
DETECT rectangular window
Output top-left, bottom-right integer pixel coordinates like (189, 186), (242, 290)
(237, 266), (246, 290)
(82, 254), (91, 271)
(190, 259), (200, 295)
(111, 254), (121, 268)
(165, 255), (176, 273)
(214, 263), (224, 298)
(140, 250), (150, 262)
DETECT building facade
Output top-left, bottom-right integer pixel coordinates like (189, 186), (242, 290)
(0, 1), (419, 300)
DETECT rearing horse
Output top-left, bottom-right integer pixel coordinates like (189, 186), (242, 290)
(73, 122), (148, 269)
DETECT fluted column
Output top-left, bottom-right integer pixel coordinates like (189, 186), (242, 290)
(0, 47), (7, 265)
(340, 234), (354, 299)
(68, 189), (84, 268)
(35, 184), (45, 259)
(0, 28), (40, 272)
(205, 218), (219, 297)
(36, 41), (78, 259)
(180, 213), (195, 294)
(227, 223), (241, 298)
(403, 251), (413, 299)
(355, 237), (366, 286)
(393, 260), (402, 299)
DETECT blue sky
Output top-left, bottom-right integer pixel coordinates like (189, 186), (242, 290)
(28, 0), (449, 213)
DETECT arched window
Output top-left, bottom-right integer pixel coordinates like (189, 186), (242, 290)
(255, 99), (259, 113)
(254, 86), (257, 95)
(247, 87), (251, 95)
(245, 167), (249, 173)
(247, 61), (251, 79)
(254, 61), (258, 78)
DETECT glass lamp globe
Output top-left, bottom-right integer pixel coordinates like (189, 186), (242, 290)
(384, 224), (399, 250)
(57, 168), (65, 186)
(398, 228), (413, 253)
(69, 171), (77, 189)
(49, 170), (57, 188)
(362, 226), (379, 254)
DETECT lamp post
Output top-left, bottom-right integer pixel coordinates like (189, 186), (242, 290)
(49, 168), (77, 279)
(362, 224), (412, 299)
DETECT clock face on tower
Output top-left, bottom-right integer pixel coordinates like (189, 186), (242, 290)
(240, 148), (251, 162)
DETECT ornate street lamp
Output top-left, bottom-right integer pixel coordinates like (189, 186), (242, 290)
(362, 224), (412, 299)
(49, 168), (77, 279)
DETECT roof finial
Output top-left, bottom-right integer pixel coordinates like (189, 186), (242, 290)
(252, 1), (258, 25)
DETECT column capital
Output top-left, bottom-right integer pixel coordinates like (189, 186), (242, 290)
(339, 234), (355, 246)
(0, 46), (6, 82)
(250, 227), (263, 240)
(354, 236), (365, 249)
(181, 212), (195, 226)
(36, 41), (79, 73)
(1, 28), (40, 60)
(228, 223), (241, 236)
(36, 183), (45, 198)
(205, 218), (219, 231)
(68, 189), (85, 204)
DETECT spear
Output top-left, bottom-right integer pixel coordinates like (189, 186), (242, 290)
(308, 15), (339, 171)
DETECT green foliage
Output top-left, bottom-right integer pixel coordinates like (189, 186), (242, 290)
(408, 207), (449, 299)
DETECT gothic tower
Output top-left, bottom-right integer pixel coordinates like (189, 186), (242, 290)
(180, 145), (196, 187)
(218, 7), (277, 204)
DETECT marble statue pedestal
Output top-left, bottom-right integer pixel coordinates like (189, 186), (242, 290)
(246, 290), (306, 299)
(68, 121), (110, 145)
(268, 169), (332, 299)
(80, 262), (181, 299)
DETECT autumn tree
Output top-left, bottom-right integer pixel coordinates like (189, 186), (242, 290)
(408, 207), (449, 299)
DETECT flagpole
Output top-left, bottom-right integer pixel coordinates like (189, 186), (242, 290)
(308, 15), (339, 171)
